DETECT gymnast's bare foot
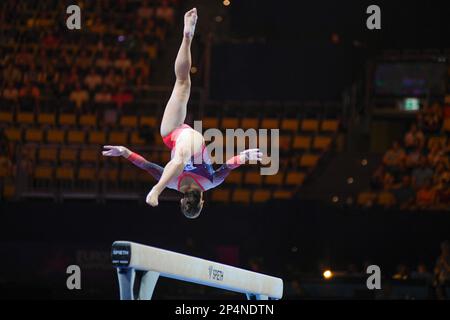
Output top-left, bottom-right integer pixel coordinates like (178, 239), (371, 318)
(146, 186), (160, 207)
(184, 8), (197, 39)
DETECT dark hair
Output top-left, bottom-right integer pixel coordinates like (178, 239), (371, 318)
(180, 190), (203, 219)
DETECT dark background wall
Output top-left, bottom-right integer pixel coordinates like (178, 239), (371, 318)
(1, 200), (448, 298)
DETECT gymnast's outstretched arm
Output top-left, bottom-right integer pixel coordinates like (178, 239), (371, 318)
(102, 145), (164, 180)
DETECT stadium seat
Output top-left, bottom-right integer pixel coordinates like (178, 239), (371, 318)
(313, 136), (332, 150)
(299, 154), (319, 167)
(252, 189), (271, 202)
(38, 147), (58, 163)
(443, 119), (450, 132)
(79, 114), (97, 127)
(241, 118), (259, 130)
(88, 131), (106, 145)
(120, 116), (138, 128)
(17, 112), (34, 125)
(37, 113), (56, 126)
(357, 192), (377, 207)
(108, 131), (128, 145)
(78, 166), (97, 181)
(211, 189), (231, 202)
(321, 119), (339, 132)
(225, 171), (243, 185)
(160, 152), (171, 163)
(221, 117), (239, 129)
(140, 116), (157, 127)
(80, 149), (98, 163)
(301, 119), (319, 132)
(292, 136), (311, 150)
(0, 112), (13, 123)
(34, 165), (54, 179)
(261, 118), (279, 129)
(101, 167), (119, 181)
(264, 173), (284, 186)
(46, 129), (65, 144)
(244, 171), (263, 185)
(202, 117), (219, 129)
(25, 128), (43, 142)
(278, 135), (292, 150)
(281, 119), (299, 132)
(59, 148), (78, 162)
(56, 166), (75, 180)
(4, 127), (22, 142)
(377, 191), (396, 208)
(130, 132), (146, 145)
(285, 172), (305, 186)
(232, 189), (251, 203)
(272, 190), (293, 200)
(59, 113), (77, 126)
(120, 168), (137, 182)
(67, 130), (85, 144)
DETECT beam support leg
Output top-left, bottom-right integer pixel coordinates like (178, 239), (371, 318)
(117, 268), (136, 300)
(138, 271), (160, 300)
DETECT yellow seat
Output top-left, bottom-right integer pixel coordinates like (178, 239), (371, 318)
(4, 128), (22, 142)
(56, 167), (75, 180)
(59, 113), (77, 126)
(443, 119), (450, 132)
(225, 171), (242, 185)
(203, 117), (219, 129)
(3, 183), (15, 199)
(244, 171), (263, 185)
(67, 130), (85, 144)
(273, 190), (293, 199)
(321, 119), (339, 132)
(17, 112), (34, 124)
(25, 128), (44, 142)
(46, 129), (65, 143)
(301, 119), (319, 132)
(313, 136), (332, 150)
(299, 154), (319, 167)
(261, 118), (279, 129)
(286, 172), (305, 186)
(80, 149), (98, 163)
(265, 173), (284, 186)
(377, 191), (396, 207)
(278, 135), (292, 150)
(221, 117), (239, 129)
(39, 147), (58, 162)
(120, 168), (137, 181)
(101, 168), (119, 181)
(79, 114), (97, 127)
(292, 136), (311, 150)
(130, 132), (146, 145)
(211, 189), (231, 202)
(241, 118), (259, 130)
(281, 119), (298, 132)
(78, 167), (96, 180)
(140, 116), (157, 127)
(88, 131), (106, 145)
(109, 132), (128, 145)
(252, 189), (271, 202)
(34, 166), (54, 179)
(0, 112), (13, 123)
(232, 189), (251, 203)
(60, 148), (78, 162)
(357, 192), (377, 206)
(120, 116), (138, 128)
(37, 113), (55, 126)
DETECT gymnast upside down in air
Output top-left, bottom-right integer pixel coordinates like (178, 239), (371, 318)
(102, 8), (262, 219)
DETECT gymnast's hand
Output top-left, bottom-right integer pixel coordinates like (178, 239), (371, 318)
(146, 187), (160, 207)
(239, 148), (263, 163)
(102, 145), (131, 158)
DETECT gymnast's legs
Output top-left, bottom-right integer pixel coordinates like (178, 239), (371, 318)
(146, 8), (203, 207)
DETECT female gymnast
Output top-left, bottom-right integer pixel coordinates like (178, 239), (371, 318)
(102, 8), (262, 219)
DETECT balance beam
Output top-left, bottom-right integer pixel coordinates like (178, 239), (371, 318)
(111, 241), (283, 300)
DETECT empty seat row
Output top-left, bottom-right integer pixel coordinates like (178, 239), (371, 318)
(211, 188), (295, 203)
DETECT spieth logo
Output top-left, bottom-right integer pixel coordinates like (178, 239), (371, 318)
(208, 265), (224, 281)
